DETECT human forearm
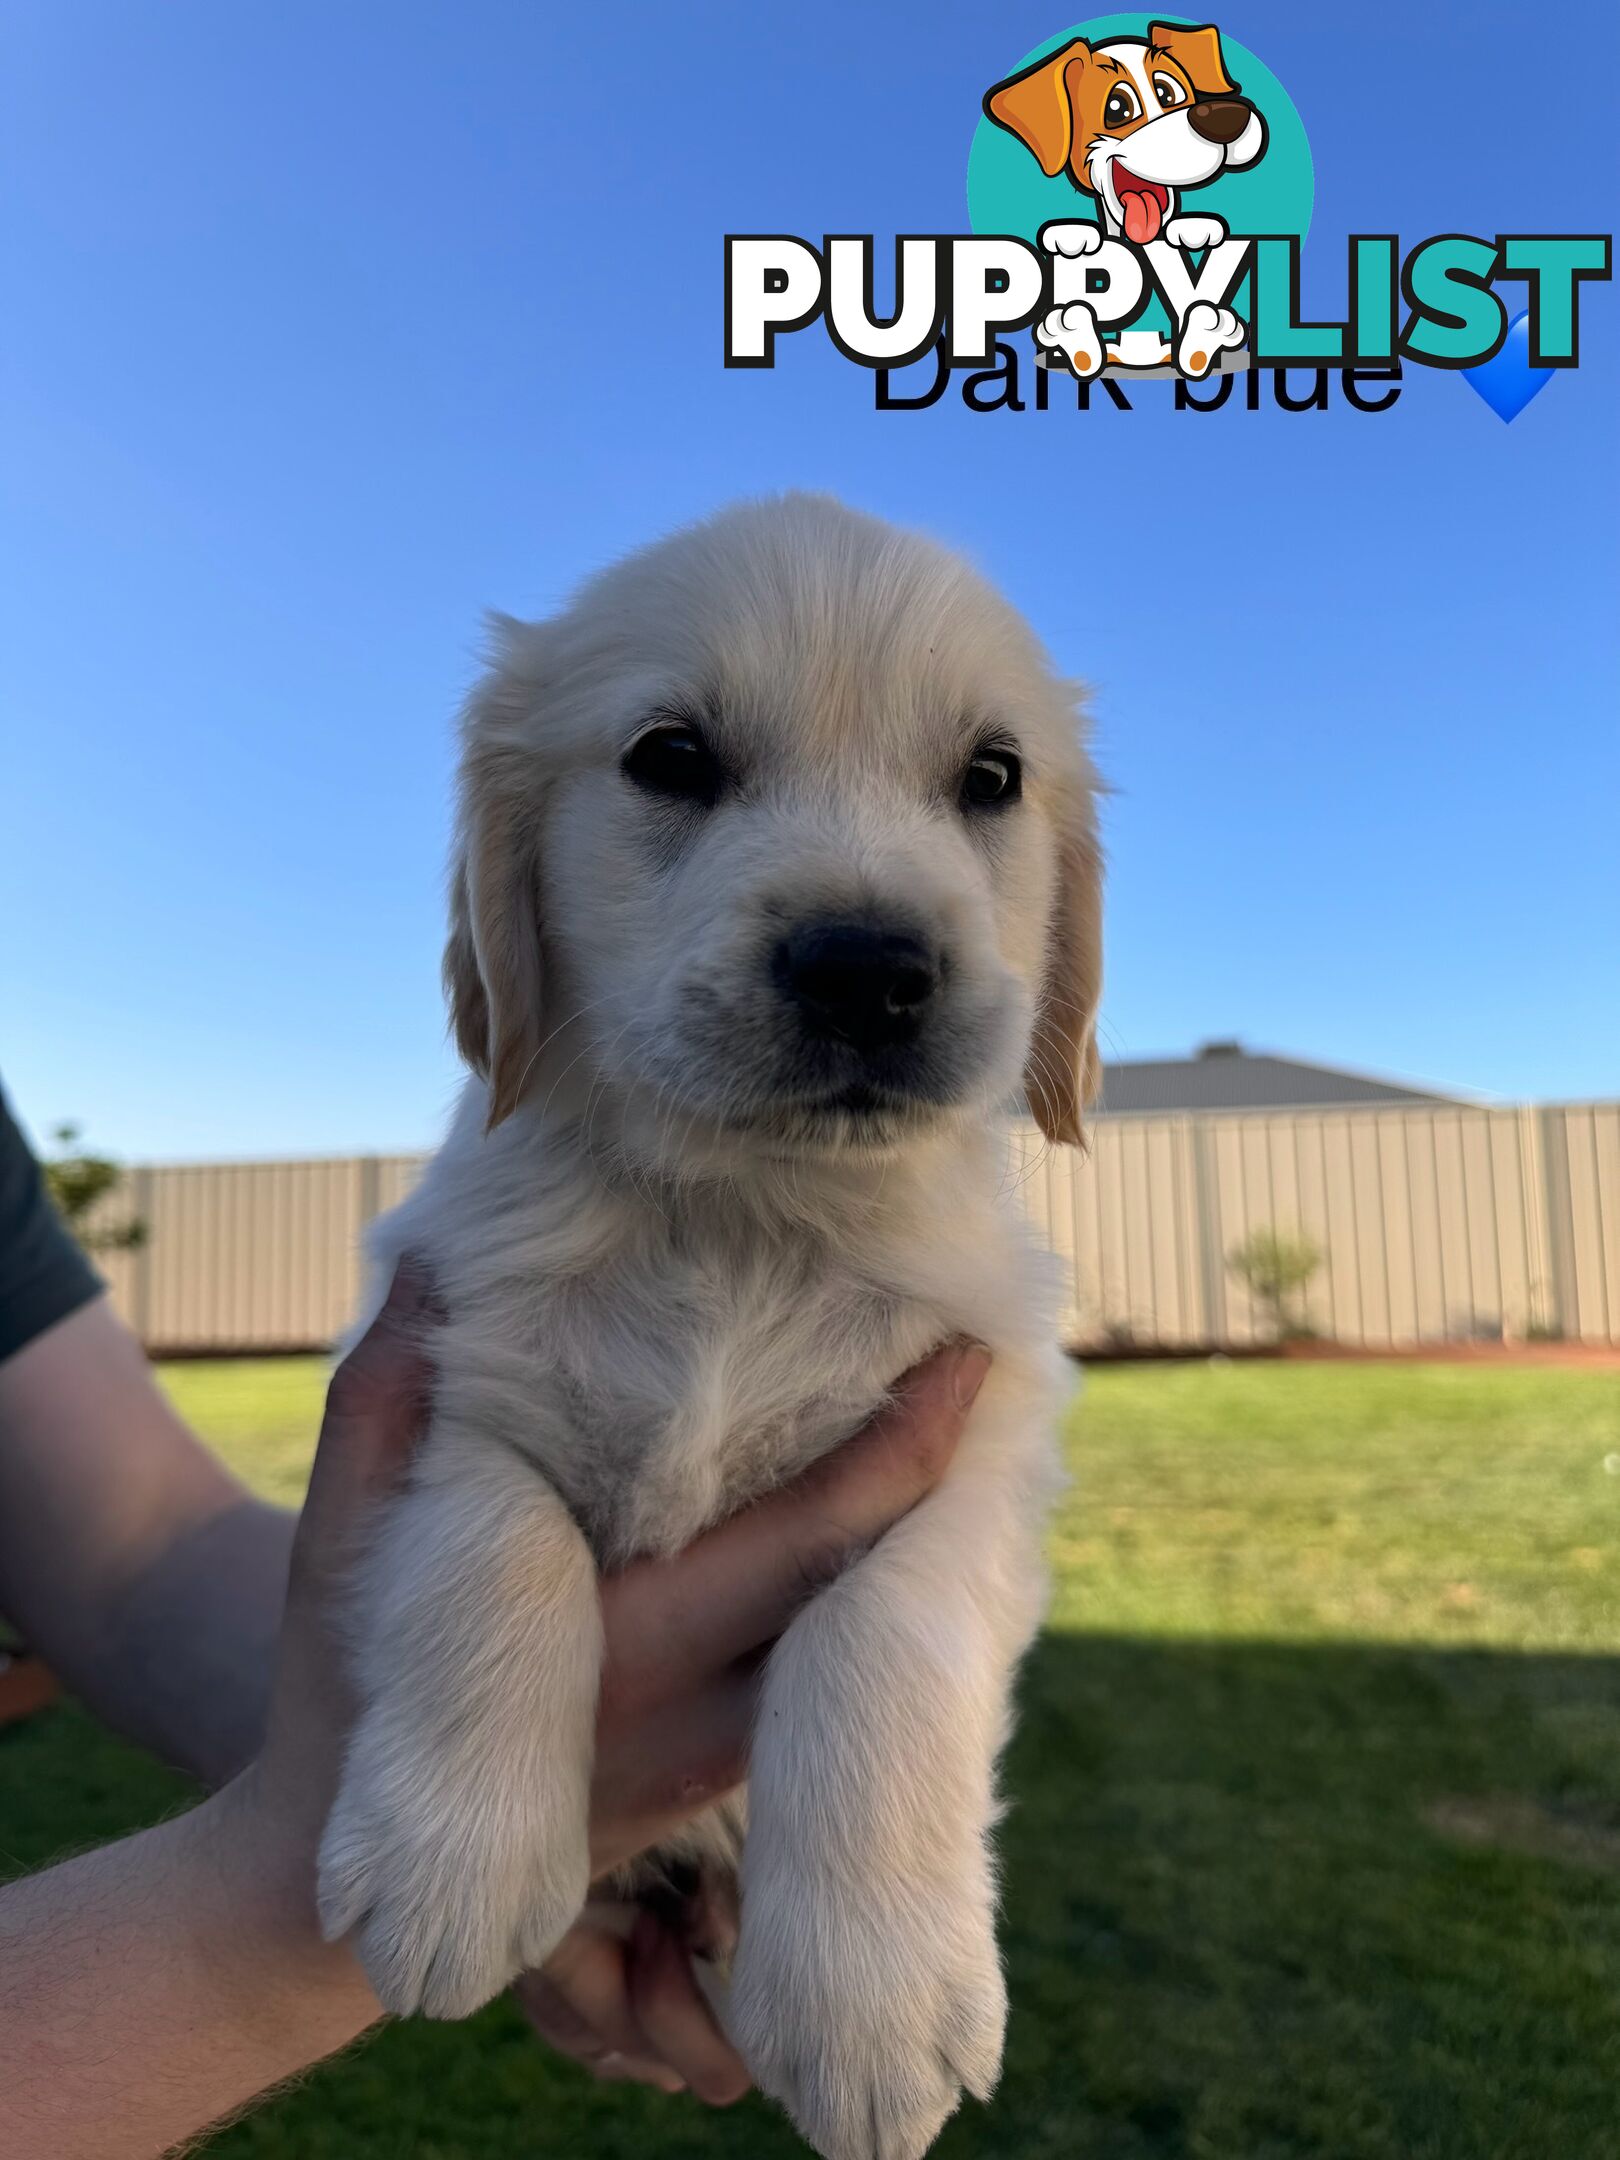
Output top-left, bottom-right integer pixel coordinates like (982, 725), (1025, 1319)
(0, 1298), (294, 1784)
(88, 1492), (294, 1784)
(0, 1772), (379, 2160)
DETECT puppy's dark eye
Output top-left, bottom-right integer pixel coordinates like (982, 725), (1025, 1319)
(621, 723), (725, 808)
(1103, 86), (1140, 128)
(1153, 72), (1186, 110)
(962, 748), (1022, 809)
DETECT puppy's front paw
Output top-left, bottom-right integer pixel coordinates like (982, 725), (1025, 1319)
(730, 1880), (1006, 2160)
(1164, 212), (1227, 252)
(1040, 219), (1104, 258)
(1175, 298), (1245, 379)
(318, 1728), (589, 2019)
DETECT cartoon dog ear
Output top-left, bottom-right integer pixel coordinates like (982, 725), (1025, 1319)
(444, 622), (549, 1132)
(1148, 20), (1238, 98)
(1024, 784), (1105, 1148)
(984, 40), (1093, 180)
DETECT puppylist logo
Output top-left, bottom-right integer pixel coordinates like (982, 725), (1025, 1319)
(724, 14), (1611, 418)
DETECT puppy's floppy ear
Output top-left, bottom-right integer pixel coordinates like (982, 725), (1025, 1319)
(443, 623), (548, 1132)
(984, 39), (1092, 179)
(1024, 780), (1104, 1149)
(1148, 20), (1237, 97)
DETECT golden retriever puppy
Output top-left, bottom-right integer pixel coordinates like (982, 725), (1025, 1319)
(318, 494), (1102, 2160)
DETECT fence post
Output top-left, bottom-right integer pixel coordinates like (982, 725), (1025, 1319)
(1537, 1106), (1579, 1341)
(358, 1154), (381, 1230)
(1190, 1124), (1224, 1345)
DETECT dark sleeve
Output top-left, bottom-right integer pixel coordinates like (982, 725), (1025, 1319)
(0, 1081), (104, 1365)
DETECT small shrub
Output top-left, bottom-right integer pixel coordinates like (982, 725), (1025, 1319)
(1227, 1225), (1321, 1341)
(43, 1122), (147, 1254)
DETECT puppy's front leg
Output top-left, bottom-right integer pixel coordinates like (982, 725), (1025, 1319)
(729, 1363), (1061, 2160)
(318, 1424), (600, 2019)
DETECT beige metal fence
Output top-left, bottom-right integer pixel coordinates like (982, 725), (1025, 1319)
(1016, 1100), (1620, 1349)
(95, 1154), (426, 1355)
(93, 1102), (1619, 1355)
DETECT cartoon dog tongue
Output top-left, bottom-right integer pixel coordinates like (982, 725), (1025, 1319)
(1117, 175), (1164, 245)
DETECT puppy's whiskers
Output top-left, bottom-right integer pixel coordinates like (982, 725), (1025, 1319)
(518, 991), (621, 1132)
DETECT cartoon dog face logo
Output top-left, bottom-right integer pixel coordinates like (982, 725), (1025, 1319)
(984, 20), (1267, 244)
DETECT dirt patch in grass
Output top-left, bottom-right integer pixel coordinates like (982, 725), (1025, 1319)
(1426, 1794), (1620, 1873)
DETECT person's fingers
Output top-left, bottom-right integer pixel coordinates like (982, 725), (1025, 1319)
(600, 1341), (990, 1715)
(589, 1670), (759, 1877)
(308, 1263), (436, 1507)
(291, 1262), (436, 1587)
(625, 1910), (750, 2106)
(265, 1261), (438, 1808)
(514, 1929), (686, 2095)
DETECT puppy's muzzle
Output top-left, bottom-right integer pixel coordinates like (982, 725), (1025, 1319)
(772, 919), (941, 1058)
(1187, 97), (1253, 146)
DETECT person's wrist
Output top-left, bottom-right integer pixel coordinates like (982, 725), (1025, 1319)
(185, 1771), (382, 2037)
(195, 1770), (317, 1931)
(199, 1769), (356, 1971)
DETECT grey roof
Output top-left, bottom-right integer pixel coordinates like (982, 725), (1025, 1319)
(1094, 1042), (1459, 1117)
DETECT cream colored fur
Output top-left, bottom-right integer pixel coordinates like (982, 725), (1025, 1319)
(317, 495), (1103, 2160)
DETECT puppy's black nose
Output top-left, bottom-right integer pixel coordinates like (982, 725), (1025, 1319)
(1187, 96), (1252, 145)
(773, 922), (941, 1053)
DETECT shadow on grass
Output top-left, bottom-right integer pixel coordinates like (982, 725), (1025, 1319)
(988, 1630), (1620, 2160)
(7, 1630), (1620, 2160)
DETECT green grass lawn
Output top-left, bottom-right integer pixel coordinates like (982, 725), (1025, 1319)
(6, 1359), (1620, 2158)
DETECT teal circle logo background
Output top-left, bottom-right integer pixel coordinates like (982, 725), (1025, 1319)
(966, 15), (1313, 251)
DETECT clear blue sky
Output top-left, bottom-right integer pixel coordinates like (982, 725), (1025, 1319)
(4, 1), (1617, 1160)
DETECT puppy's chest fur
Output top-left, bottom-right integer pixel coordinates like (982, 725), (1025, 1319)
(383, 1094), (1046, 1566)
(538, 1241), (937, 1561)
